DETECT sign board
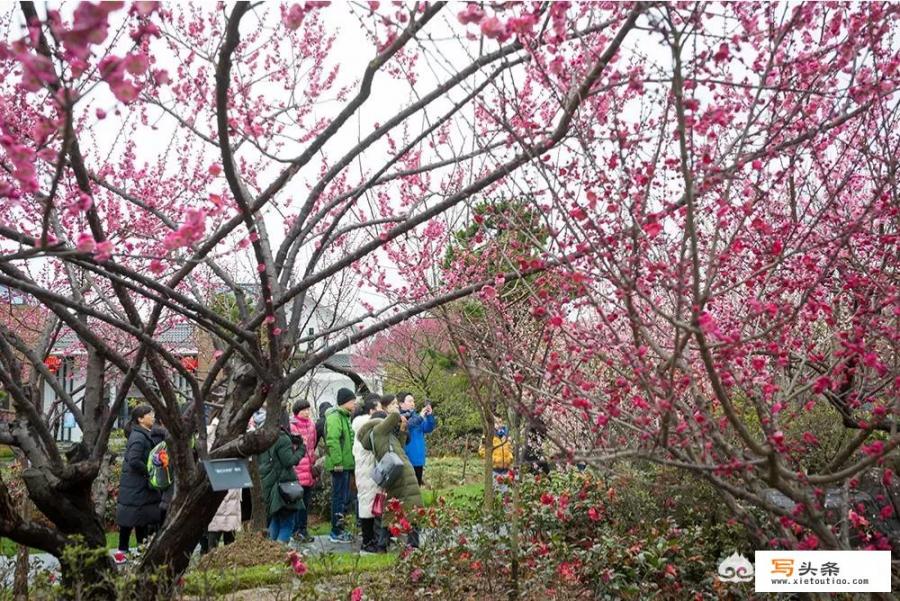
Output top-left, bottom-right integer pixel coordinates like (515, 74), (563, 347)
(203, 458), (253, 491)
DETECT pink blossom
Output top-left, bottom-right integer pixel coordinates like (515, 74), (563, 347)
(72, 192), (93, 212)
(848, 509), (868, 528)
(643, 220), (662, 238)
(350, 587), (363, 601)
(457, 4), (484, 25)
(94, 240), (114, 261)
(479, 284), (497, 299)
(149, 259), (165, 274)
(507, 14), (537, 36)
(75, 233), (96, 253)
(287, 550), (308, 576)
(152, 69), (170, 85)
(713, 42), (730, 64)
(132, 1), (158, 17)
(422, 220), (444, 240)
(862, 441), (885, 457)
(284, 4), (306, 30)
(123, 52), (149, 76)
(257, 263), (267, 273)
(480, 16), (508, 41)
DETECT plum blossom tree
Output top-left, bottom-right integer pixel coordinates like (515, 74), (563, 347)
(0, 0), (647, 595)
(440, 0), (900, 570)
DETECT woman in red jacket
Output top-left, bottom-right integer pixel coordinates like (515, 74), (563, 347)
(290, 399), (318, 543)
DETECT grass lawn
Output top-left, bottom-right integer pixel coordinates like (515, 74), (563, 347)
(183, 552), (397, 596)
(422, 482), (483, 511)
(1, 532), (120, 557)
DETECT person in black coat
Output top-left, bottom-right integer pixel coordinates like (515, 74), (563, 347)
(315, 401), (332, 442)
(116, 405), (162, 553)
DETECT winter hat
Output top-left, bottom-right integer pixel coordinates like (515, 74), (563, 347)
(336, 387), (356, 407)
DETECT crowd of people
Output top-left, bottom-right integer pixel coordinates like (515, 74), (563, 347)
(112, 387), (438, 561)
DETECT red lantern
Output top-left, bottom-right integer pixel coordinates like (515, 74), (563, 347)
(44, 356), (61, 374)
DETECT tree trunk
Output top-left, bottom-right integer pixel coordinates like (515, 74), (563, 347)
(13, 543), (28, 601)
(135, 475), (224, 600)
(482, 413), (494, 513)
(461, 437), (468, 483)
(249, 457), (266, 532)
(507, 409), (520, 601)
(508, 474), (521, 601)
(19, 467), (118, 599)
(13, 454), (29, 601)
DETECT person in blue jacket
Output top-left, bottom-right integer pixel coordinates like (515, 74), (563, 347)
(398, 391), (436, 485)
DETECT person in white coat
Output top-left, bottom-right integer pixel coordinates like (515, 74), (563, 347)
(205, 416), (242, 551)
(352, 394), (384, 553)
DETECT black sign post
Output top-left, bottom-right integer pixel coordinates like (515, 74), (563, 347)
(203, 458), (253, 491)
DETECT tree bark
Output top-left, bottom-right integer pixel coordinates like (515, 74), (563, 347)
(135, 474), (224, 600)
(249, 457), (266, 532)
(13, 456), (29, 601)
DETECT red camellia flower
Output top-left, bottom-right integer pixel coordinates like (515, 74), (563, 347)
(43, 355), (61, 373)
(180, 356), (198, 372)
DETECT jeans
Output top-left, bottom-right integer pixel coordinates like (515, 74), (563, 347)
(293, 486), (314, 537)
(331, 471), (351, 536)
(268, 510), (295, 543)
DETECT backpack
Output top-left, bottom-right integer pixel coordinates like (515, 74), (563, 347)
(147, 441), (173, 491)
(370, 430), (404, 488)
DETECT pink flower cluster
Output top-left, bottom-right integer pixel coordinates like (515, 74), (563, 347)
(457, 4), (541, 42)
(49, 2), (122, 76)
(163, 208), (207, 251)
(286, 550), (308, 576)
(98, 53), (145, 103)
(0, 134), (38, 194)
(283, 1), (330, 30)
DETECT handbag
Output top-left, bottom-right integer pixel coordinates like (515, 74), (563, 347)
(372, 491), (387, 517)
(370, 430), (404, 488)
(279, 480), (304, 502)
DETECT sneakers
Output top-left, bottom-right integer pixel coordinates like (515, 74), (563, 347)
(293, 533), (315, 545)
(328, 532), (353, 544)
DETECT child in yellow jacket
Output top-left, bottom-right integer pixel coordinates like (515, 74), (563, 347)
(479, 418), (513, 488)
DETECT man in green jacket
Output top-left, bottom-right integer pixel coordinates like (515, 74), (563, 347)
(325, 387), (356, 543)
